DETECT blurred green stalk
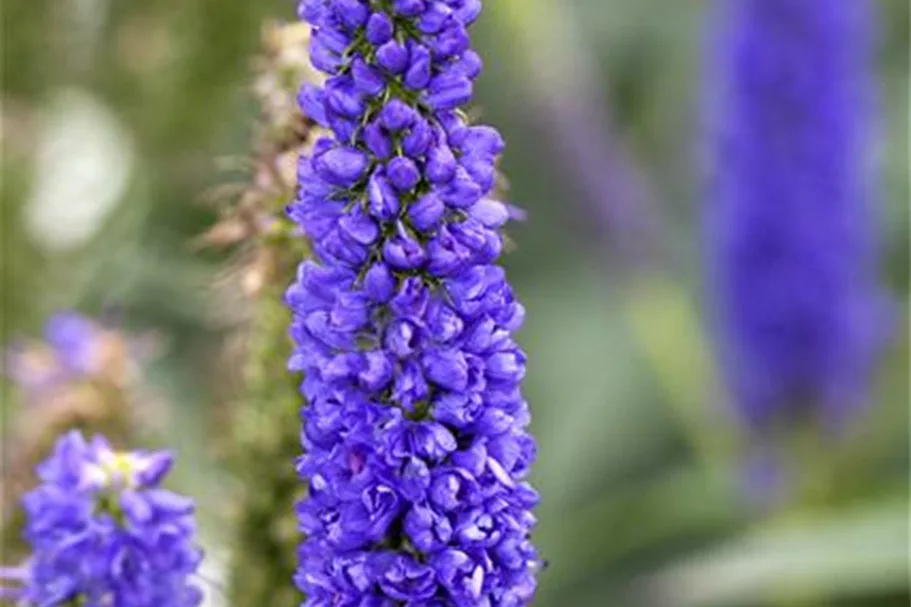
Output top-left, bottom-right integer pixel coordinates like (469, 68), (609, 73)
(206, 22), (320, 606)
(227, 289), (303, 607)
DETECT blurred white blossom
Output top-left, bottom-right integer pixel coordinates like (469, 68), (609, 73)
(25, 89), (133, 251)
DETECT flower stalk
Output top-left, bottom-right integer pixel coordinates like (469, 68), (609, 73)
(202, 21), (321, 607)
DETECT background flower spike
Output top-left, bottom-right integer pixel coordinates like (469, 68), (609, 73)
(3, 431), (204, 606)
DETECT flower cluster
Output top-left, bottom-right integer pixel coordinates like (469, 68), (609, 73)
(2, 313), (158, 562)
(5, 312), (145, 398)
(1, 431), (203, 606)
(287, 1), (539, 604)
(706, 0), (883, 432)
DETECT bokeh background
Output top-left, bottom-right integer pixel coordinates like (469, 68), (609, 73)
(2, 0), (908, 605)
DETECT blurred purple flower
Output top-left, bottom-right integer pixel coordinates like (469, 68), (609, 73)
(705, 0), (886, 433)
(44, 312), (102, 375)
(5, 312), (104, 392)
(4, 312), (154, 400)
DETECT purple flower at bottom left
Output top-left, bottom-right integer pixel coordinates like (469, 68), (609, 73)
(0, 431), (204, 607)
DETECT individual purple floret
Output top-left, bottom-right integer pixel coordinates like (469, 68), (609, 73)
(0, 431), (203, 606)
(287, 1), (540, 604)
(706, 0), (884, 432)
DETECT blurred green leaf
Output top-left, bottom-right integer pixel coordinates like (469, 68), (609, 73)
(522, 264), (673, 509)
(640, 500), (910, 606)
(539, 464), (742, 602)
(623, 276), (735, 462)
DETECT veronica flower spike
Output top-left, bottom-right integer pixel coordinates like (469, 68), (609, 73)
(706, 0), (883, 434)
(287, 1), (540, 605)
(1, 431), (203, 606)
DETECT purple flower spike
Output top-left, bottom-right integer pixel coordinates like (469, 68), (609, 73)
(706, 0), (885, 433)
(7, 431), (203, 606)
(288, 0), (540, 604)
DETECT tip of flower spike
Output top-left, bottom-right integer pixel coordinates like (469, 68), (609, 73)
(37, 430), (174, 492)
(17, 430), (203, 605)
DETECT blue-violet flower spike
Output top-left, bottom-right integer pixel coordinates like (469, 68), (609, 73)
(706, 0), (885, 433)
(288, 1), (540, 604)
(5, 431), (204, 606)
